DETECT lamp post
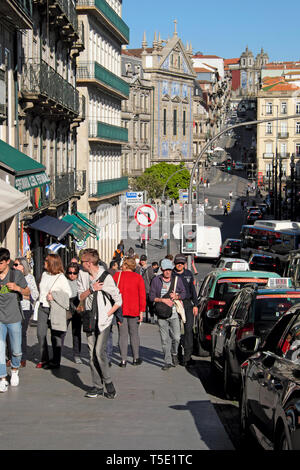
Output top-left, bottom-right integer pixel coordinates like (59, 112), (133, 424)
(278, 157), (283, 220)
(290, 153), (295, 220)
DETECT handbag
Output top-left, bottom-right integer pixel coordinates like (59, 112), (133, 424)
(155, 276), (176, 319)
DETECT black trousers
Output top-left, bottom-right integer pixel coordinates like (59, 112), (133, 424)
(180, 299), (194, 361)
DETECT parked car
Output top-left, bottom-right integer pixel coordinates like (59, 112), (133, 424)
(246, 209), (263, 224)
(220, 238), (242, 258)
(215, 257), (249, 271)
(211, 280), (300, 398)
(240, 303), (300, 449)
(249, 253), (279, 273)
(195, 269), (281, 356)
(257, 203), (268, 214)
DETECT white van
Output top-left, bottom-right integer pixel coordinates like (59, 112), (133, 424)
(194, 226), (222, 261)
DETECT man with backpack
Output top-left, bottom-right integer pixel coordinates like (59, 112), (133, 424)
(149, 258), (186, 370)
(136, 255), (155, 323)
(0, 248), (30, 393)
(112, 244), (124, 268)
(77, 248), (122, 399)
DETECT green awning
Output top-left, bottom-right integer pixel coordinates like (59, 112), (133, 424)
(62, 214), (97, 242)
(75, 212), (97, 237)
(0, 139), (50, 191)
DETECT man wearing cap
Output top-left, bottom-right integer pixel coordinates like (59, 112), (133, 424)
(136, 255), (155, 323)
(149, 259), (186, 370)
(173, 254), (198, 367)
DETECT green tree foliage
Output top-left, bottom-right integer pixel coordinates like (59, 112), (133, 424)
(133, 162), (190, 200)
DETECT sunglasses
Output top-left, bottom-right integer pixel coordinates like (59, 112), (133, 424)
(67, 271), (78, 275)
(13, 263), (20, 267)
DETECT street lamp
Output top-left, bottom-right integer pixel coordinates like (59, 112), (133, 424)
(290, 153), (295, 219)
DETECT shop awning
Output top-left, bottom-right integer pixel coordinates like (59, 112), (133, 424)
(62, 214), (97, 242)
(0, 183), (30, 223)
(0, 139), (50, 191)
(29, 215), (73, 241)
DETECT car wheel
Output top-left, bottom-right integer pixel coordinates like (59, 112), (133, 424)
(278, 428), (291, 450)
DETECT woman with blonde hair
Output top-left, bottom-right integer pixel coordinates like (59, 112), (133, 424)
(36, 254), (72, 369)
(113, 257), (146, 367)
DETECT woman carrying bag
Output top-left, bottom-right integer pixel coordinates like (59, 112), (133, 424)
(36, 254), (72, 369)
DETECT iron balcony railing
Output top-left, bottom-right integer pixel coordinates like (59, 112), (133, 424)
(33, 0), (77, 33)
(278, 132), (289, 138)
(89, 120), (128, 142)
(77, 61), (129, 98)
(16, 0), (33, 17)
(89, 176), (128, 198)
(50, 171), (75, 205)
(21, 59), (80, 115)
(76, 0), (129, 43)
(263, 153), (274, 159)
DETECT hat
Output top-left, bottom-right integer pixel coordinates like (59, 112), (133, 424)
(161, 259), (174, 271)
(140, 254), (147, 261)
(174, 254), (187, 265)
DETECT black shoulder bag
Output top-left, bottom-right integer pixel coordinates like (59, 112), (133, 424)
(82, 271), (110, 333)
(155, 276), (176, 320)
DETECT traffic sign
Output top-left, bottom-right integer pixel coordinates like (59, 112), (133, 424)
(126, 191), (144, 204)
(134, 204), (158, 228)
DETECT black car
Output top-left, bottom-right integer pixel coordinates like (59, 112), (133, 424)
(220, 239), (242, 258)
(240, 304), (300, 449)
(249, 253), (279, 273)
(211, 285), (300, 398)
(246, 209), (262, 225)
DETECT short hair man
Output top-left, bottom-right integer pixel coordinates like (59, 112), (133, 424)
(173, 254), (198, 367)
(77, 249), (122, 398)
(136, 255), (155, 323)
(0, 248), (30, 393)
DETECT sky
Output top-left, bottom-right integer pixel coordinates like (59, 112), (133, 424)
(122, 0), (300, 62)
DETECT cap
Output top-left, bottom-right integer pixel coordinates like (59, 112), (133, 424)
(140, 254), (147, 261)
(174, 254), (187, 265)
(161, 259), (174, 271)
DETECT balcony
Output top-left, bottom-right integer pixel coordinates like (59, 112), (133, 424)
(263, 153), (274, 159)
(20, 59), (80, 119)
(89, 176), (128, 198)
(76, 0), (129, 44)
(77, 61), (129, 100)
(278, 153), (290, 159)
(89, 121), (128, 143)
(33, 0), (79, 44)
(49, 172), (75, 207)
(0, 0), (33, 29)
(278, 132), (289, 139)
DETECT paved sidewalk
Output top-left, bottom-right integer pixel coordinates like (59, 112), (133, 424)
(0, 321), (234, 450)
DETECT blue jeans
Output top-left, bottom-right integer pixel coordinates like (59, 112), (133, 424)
(0, 322), (22, 378)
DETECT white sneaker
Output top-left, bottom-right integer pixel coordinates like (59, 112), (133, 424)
(0, 379), (8, 393)
(10, 369), (19, 387)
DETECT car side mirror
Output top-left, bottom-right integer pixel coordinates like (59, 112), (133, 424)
(207, 309), (223, 319)
(237, 335), (261, 354)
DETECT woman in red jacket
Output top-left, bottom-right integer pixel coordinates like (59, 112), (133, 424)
(113, 257), (146, 367)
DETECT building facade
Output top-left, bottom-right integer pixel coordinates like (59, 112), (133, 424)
(257, 76), (300, 186)
(121, 49), (153, 177)
(76, 0), (130, 263)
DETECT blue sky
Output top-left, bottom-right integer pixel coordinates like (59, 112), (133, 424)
(123, 0), (300, 62)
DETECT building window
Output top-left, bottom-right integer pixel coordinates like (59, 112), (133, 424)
(183, 110), (186, 136)
(163, 109), (167, 136)
(173, 109), (177, 136)
(296, 102), (300, 114)
(281, 102), (287, 114)
(296, 122), (300, 134)
(266, 122), (272, 134)
(296, 144), (300, 156)
(266, 102), (273, 115)
(266, 163), (273, 177)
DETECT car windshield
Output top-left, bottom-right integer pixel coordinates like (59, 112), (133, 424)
(254, 294), (300, 322)
(252, 257), (273, 264)
(215, 278), (269, 300)
(228, 241), (241, 249)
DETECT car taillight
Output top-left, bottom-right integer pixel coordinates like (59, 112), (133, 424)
(236, 323), (254, 341)
(207, 299), (226, 314)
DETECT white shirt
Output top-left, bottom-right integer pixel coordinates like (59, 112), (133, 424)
(39, 272), (72, 307)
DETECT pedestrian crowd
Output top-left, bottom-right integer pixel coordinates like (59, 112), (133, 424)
(0, 243), (198, 398)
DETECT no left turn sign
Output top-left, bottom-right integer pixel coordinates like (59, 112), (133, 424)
(134, 204), (158, 228)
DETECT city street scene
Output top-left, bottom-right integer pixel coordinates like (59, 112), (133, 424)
(1, 0), (300, 455)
